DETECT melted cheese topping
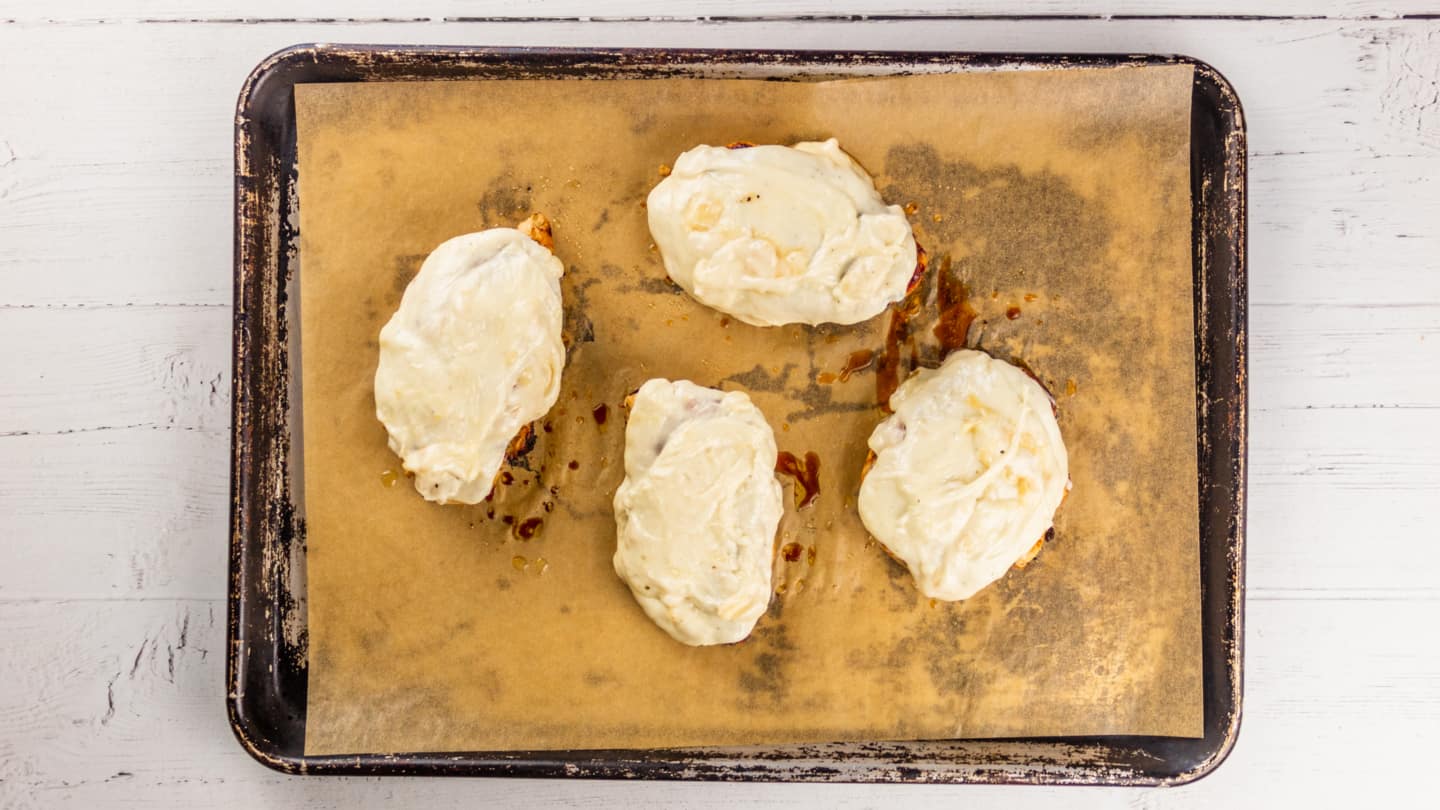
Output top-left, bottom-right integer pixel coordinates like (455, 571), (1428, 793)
(857, 350), (1069, 600)
(647, 139), (917, 326)
(612, 379), (783, 646)
(374, 222), (564, 505)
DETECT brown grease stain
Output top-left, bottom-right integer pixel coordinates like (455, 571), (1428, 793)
(516, 517), (543, 540)
(775, 451), (821, 510)
(877, 299), (924, 411)
(876, 247), (931, 411)
(877, 310), (908, 412)
(592, 403), (609, 426)
(1006, 306), (1022, 320)
(932, 256), (976, 358)
(781, 542), (803, 562)
(839, 349), (875, 382)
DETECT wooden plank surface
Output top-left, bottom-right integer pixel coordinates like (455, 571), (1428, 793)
(2, 598), (1432, 806)
(1, 5), (1438, 807)
(3, 1), (1440, 22)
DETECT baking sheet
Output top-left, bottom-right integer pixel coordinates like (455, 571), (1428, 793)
(294, 65), (1201, 755)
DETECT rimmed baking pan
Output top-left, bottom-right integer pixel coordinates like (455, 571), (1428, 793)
(229, 45), (1245, 784)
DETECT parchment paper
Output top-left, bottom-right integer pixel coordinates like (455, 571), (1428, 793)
(295, 65), (1201, 755)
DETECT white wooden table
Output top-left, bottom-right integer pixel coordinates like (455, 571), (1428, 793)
(2, 2), (1438, 807)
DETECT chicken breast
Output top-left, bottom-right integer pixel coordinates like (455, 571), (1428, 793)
(374, 215), (564, 505)
(647, 139), (918, 327)
(857, 350), (1069, 600)
(612, 379), (783, 645)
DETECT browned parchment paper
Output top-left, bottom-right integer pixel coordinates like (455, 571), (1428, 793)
(295, 65), (1201, 755)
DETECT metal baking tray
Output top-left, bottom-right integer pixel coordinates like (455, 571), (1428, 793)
(230, 45), (1246, 784)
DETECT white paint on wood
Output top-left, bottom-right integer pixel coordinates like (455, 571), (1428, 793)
(0, 429), (228, 599)
(1, 598), (1434, 806)
(2, 1), (1440, 24)
(1, 20), (1437, 309)
(1, 6), (1438, 807)
(0, 307), (230, 436)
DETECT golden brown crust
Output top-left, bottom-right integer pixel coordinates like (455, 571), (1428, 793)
(516, 212), (554, 252)
(1012, 536), (1046, 570)
(478, 422), (541, 504)
(905, 243), (928, 296)
(859, 449), (877, 483)
(503, 422), (536, 464)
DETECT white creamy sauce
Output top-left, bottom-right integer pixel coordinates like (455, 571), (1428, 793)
(647, 139), (917, 327)
(858, 350), (1070, 600)
(374, 222), (564, 505)
(612, 379), (783, 645)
